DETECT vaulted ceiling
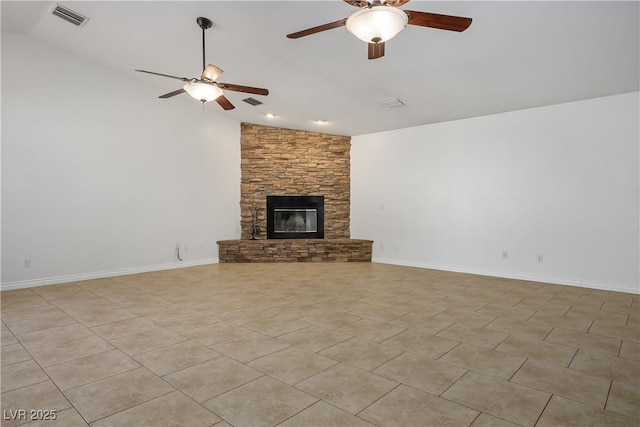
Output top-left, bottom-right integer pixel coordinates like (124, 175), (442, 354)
(2, 1), (638, 136)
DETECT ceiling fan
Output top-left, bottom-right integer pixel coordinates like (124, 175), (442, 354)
(135, 17), (269, 110)
(287, 0), (472, 60)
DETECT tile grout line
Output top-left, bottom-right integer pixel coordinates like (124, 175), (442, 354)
(603, 379), (614, 413)
(532, 393), (555, 426)
(353, 382), (402, 420)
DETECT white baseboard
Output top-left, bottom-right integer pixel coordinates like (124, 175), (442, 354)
(372, 257), (639, 294)
(0, 258), (219, 291)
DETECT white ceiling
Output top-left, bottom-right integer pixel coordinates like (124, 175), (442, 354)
(2, 0), (638, 136)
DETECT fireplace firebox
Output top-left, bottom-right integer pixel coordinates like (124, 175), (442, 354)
(266, 196), (324, 239)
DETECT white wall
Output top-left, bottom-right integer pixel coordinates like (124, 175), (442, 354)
(1, 33), (241, 289)
(351, 93), (639, 293)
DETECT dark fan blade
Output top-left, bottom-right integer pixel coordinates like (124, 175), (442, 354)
(405, 10), (472, 32)
(215, 95), (235, 111)
(158, 88), (186, 99)
(287, 18), (348, 39)
(368, 42), (385, 60)
(216, 83), (269, 96)
(135, 69), (191, 82)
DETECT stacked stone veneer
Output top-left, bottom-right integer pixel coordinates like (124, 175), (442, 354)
(219, 122), (372, 262)
(217, 239), (372, 263)
(239, 122), (351, 240)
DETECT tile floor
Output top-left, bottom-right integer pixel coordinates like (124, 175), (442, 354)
(1, 262), (638, 426)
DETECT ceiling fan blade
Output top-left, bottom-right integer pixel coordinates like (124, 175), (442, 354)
(158, 88), (186, 99)
(287, 18), (348, 39)
(201, 64), (224, 82)
(216, 83), (269, 96)
(135, 69), (191, 82)
(215, 95), (235, 111)
(368, 42), (385, 59)
(405, 10), (472, 32)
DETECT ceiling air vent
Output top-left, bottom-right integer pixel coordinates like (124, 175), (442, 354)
(379, 97), (405, 108)
(51, 4), (89, 27)
(243, 97), (263, 106)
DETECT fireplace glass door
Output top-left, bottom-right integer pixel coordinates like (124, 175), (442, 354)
(266, 195), (324, 239)
(274, 209), (318, 234)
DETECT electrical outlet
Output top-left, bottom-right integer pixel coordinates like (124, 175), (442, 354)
(379, 242), (385, 249)
(502, 251), (508, 260)
(537, 254), (544, 264)
(24, 259), (31, 269)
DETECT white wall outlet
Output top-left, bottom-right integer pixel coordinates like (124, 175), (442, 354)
(23, 258), (31, 268)
(502, 251), (508, 259)
(537, 254), (544, 264)
(379, 242), (385, 249)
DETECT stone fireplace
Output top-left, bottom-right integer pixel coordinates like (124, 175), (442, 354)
(237, 123), (350, 240)
(217, 123), (372, 262)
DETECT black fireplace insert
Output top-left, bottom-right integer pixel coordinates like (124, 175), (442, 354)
(266, 196), (324, 239)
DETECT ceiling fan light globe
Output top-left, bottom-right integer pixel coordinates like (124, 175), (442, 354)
(346, 6), (408, 43)
(183, 81), (223, 103)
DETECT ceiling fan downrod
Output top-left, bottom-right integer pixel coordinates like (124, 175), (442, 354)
(196, 17), (213, 72)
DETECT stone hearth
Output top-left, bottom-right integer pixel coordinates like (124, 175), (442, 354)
(217, 239), (372, 263)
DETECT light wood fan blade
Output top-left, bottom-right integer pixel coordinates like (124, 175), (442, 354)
(287, 18), (348, 39)
(216, 83), (269, 96)
(215, 95), (235, 110)
(368, 42), (385, 59)
(158, 88), (186, 99)
(135, 69), (191, 82)
(405, 10), (472, 32)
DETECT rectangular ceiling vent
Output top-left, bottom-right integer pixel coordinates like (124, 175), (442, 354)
(379, 97), (405, 108)
(51, 4), (89, 27)
(243, 97), (263, 106)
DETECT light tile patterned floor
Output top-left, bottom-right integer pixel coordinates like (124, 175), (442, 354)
(1, 262), (638, 426)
